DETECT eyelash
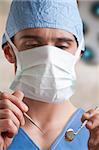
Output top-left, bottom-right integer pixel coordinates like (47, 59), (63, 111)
(25, 44), (40, 47)
(25, 42), (69, 50)
(57, 46), (69, 50)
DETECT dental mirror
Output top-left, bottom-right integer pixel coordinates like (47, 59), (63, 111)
(65, 106), (99, 142)
(65, 120), (88, 141)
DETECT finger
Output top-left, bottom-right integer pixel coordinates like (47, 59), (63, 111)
(0, 136), (4, 150)
(0, 100), (25, 126)
(88, 139), (99, 150)
(0, 91), (2, 99)
(1, 91), (28, 112)
(3, 137), (13, 150)
(81, 109), (99, 122)
(12, 90), (24, 101)
(86, 114), (99, 130)
(89, 148), (99, 150)
(88, 127), (99, 149)
(88, 145), (99, 150)
(0, 109), (20, 128)
(0, 119), (18, 138)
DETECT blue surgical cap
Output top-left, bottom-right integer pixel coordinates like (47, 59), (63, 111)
(2, 0), (85, 50)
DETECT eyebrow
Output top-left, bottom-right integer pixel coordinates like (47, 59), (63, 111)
(19, 35), (75, 43)
(55, 37), (75, 43)
(19, 35), (44, 42)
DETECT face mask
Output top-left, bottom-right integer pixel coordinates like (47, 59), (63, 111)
(5, 32), (83, 103)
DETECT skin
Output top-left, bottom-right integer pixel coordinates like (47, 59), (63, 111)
(1, 28), (99, 150)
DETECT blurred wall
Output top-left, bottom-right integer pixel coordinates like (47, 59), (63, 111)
(0, 0), (14, 91)
(0, 0), (99, 110)
(71, 0), (99, 109)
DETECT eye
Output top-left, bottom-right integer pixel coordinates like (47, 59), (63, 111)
(24, 41), (41, 49)
(24, 44), (37, 50)
(26, 44), (38, 47)
(57, 46), (69, 50)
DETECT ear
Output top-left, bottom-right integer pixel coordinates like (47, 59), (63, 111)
(3, 42), (16, 63)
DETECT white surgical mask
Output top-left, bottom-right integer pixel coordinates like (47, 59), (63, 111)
(5, 32), (83, 103)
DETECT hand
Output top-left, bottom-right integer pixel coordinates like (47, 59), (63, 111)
(0, 91), (28, 150)
(81, 108), (99, 150)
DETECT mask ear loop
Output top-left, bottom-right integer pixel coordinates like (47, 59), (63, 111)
(5, 32), (18, 56)
(71, 38), (84, 81)
(74, 38), (84, 65)
(5, 31), (22, 80)
(75, 38), (84, 59)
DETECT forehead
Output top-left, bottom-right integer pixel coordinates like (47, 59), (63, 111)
(14, 28), (75, 41)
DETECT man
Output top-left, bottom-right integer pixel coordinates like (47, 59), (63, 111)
(0, 0), (99, 150)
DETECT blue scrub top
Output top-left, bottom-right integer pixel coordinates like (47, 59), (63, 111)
(7, 108), (89, 150)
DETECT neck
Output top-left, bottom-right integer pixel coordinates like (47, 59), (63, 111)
(23, 98), (77, 131)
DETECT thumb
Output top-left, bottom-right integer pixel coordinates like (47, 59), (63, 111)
(12, 90), (24, 101)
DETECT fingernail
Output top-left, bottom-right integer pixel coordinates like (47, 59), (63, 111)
(22, 118), (25, 126)
(87, 121), (92, 127)
(86, 112), (93, 118)
(23, 103), (29, 111)
(89, 140), (93, 147)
